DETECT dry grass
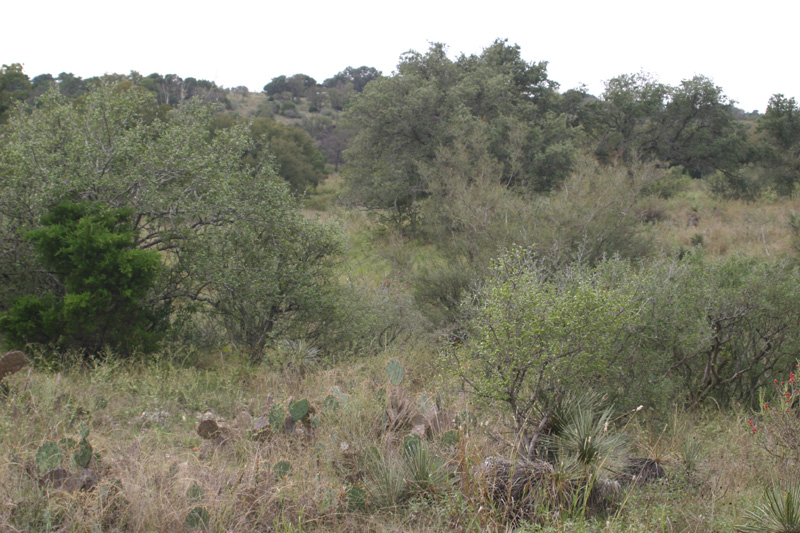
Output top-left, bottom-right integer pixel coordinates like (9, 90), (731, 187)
(0, 348), (475, 531)
(0, 347), (788, 532)
(226, 92), (268, 118)
(649, 182), (800, 258)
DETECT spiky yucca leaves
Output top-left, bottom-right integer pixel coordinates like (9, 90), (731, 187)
(402, 438), (450, 496)
(363, 446), (409, 509)
(278, 339), (320, 377)
(737, 481), (800, 533)
(545, 390), (627, 473)
(361, 439), (451, 510)
(549, 389), (606, 440)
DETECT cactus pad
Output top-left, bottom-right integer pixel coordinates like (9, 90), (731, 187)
(289, 399), (310, 421)
(385, 358), (405, 386)
(36, 441), (63, 473)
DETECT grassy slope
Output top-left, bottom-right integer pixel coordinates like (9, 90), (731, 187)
(645, 181), (800, 259)
(0, 345), (781, 531)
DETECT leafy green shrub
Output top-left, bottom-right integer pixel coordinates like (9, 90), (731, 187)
(708, 167), (765, 201)
(641, 165), (692, 199)
(313, 279), (426, 356)
(0, 201), (163, 356)
(245, 118), (327, 194)
(280, 101), (299, 118)
(534, 157), (661, 264)
(453, 248), (635, 455)
(454, 245), (800, 435)
(0, 84), (344, 362)
(628, 254), (800, 409)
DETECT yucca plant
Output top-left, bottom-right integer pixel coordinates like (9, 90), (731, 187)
(680, 433), (703, 471)
(363, 446), (409, 509)
(544, 390), (627, 473)
(278, 339), (320, 377)
(549, 389), (606, 438)
(402, 439), (450, 496)
(737, 481), (800, 533)
(541, 390), (628, 518)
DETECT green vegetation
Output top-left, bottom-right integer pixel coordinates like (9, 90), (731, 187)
(0, 201), (163, 355)
(0, 84), (343, 361)
(2, 41), (800, 531)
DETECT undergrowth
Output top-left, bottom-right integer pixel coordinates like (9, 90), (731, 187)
(0, 347), (789, 532)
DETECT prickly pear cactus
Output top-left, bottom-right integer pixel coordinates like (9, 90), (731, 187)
(331, 386), (350, 406)
(386, 359), (405, 386)
(323, 394), (340, 412)
(186, 483), (205, 501)
(73, 439), (92, 469)
(417, 393), (434, 415)
(36, 441), (63, 473)
(289, 399), (310, 421)
(268, 404), (284, 429)
(441, 429), (459, 446)
(346, 485), (367, 511)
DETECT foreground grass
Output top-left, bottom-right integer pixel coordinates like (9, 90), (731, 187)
(0, 345), (790, 532)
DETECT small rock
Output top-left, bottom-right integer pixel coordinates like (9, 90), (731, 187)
(62, 469), (100, 492)
(619, 457), (666, 484)
(234, 410), (253, 430)
(139, 410), (170, 426)
(425, 410), (453, 437)
(40, 468), (70, 489)
(410, 413), (427, 438)
(282, 416), (296, 434)
(0, 350), (27, 381)
(197, 419), (221, 440)
(252, 417), (270, 441)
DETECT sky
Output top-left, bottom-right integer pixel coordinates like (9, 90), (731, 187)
(3, 0), (796, 113)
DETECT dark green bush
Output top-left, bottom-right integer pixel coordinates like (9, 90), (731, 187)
(0, 201), (164, 356)
(280, 101), (299, 118)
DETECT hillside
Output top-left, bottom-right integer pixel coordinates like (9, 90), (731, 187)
(2, 48), (800, 532)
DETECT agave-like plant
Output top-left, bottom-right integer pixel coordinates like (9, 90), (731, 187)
(537, 390), (629, 518)
(402, 439), (450, 496)
(279, 339), (320, 376)
(737, 481), (800, 533)
(363, 446), (409, 509)
(544, 390), (627, 474)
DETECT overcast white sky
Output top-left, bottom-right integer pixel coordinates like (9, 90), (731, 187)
(3, 0), (796, 112)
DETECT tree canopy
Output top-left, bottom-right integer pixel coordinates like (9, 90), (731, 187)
(0, 63), (31, 123)
(758, 94), (800, 195)
(246, 118), (327, 194)
(343, 40), (578, 228)
(581, 72), (753, 179)
(0, 84), (342, 358)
